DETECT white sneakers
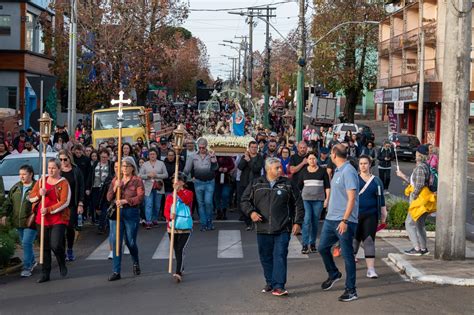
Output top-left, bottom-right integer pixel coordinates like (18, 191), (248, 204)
(108, 251), (113, 259)
(366, 269), (378, 279)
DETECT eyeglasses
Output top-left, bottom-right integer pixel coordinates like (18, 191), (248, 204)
(59, 158), (68, 162)
(100, 156), (108, 159)
(198, 147), (206, 150)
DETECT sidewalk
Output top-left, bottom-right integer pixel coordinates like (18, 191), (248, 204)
(383, 237), (474, 286)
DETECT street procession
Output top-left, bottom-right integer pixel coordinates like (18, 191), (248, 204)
(0, 1), (473, 314)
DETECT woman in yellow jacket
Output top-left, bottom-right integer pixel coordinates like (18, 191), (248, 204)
(396, 145), (432, 256)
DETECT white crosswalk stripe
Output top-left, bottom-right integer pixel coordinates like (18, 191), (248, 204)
(86, 229), (312, 260)
(288, 236), (308, 259)
(152, 232), (175, 259)
(86, 240), (129, 260)
(218, 230), (243, 258)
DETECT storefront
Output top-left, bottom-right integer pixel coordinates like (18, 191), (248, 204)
(378, 83), (442, 146)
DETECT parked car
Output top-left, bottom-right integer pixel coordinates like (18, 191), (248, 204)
(357, 124), (375, 143)
(333, 123), (358, 142)
(332, 123), (376, 144)
(388, 133), (421, 161)
(0, 152), (58, 194)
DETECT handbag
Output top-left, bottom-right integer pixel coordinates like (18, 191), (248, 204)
(106, 203), (117, 220)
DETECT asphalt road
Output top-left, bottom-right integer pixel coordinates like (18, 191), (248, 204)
(0, 223), (473, 315)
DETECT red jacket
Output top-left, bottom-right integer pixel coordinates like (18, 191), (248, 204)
(164, 189), (194, 222)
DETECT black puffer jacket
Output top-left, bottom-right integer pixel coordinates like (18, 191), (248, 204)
(241, 176), (304, 234)
(377, 147), (395, 168)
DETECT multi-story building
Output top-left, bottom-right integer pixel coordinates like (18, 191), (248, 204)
(0, 0), (54, 130)
(376, 0), (474, 148)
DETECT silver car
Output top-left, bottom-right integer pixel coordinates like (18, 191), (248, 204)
(0, 152), (58, 194)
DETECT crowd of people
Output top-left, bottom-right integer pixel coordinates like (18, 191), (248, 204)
(0, 98), (440, 302)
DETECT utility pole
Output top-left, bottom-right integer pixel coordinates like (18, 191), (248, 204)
(67, 0), (77, 131)
(235, 36), (248, 89)
(248, 15), (254, 98)
(416, 0), (425, 141)
(263, 6), (271, 129)
(435, 0), (472, 260)
(296, 0), (306, 142)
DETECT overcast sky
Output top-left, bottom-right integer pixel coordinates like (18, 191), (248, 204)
(182, 0), (304, 81)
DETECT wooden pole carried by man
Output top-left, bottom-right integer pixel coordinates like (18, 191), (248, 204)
(168, 124), (186, 273)
(38, 112), (52, 264)
(111, 91), (131, 256)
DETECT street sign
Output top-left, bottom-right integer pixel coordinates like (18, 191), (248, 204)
(394, 101), (404, 114)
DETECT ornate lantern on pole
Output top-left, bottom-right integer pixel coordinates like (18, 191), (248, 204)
(168, 124), (186, 273)
(38, 112), (52, 265)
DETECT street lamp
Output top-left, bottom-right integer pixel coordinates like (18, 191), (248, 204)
(168, 123), (186, 273)
(38, 112), (52, 265)
(39, 112), (52, 144)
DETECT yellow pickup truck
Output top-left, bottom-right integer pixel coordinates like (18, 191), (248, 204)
(91, 106), (147, 148)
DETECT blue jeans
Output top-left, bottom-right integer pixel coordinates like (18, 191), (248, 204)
(145, 190), (163, 223)
(257, 232), (291, 290)
(194, 179), (215, 228)
(17, 228), (37, 270)
(109, 207), (140, 274)
(302, 200), (324, 246)
(215, 182), (232, 210)
(318, 219), (357, 290)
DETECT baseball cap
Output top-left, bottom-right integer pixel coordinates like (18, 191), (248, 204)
(270, 132), (277, 137)
(417, 144), (429, 156)
(160, 136), (168, 144)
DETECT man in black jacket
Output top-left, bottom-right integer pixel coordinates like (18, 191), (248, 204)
(241, 157), (304, 297)
(238, 141), (264, 230)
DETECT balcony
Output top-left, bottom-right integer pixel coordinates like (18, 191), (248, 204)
(390, 34), (404, 51)
(403, 72), (418, 85)
(423, 22), (437, 45)
(390, 75), (402, 87)
(379, 39), (390, 56)
(404, 28), (419, 49)
(378, 77), (389, 88)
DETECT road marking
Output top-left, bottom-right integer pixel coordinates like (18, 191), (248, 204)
(218, 230), (243, 258)
(86, 239), (109, 260)
(288, 236), (308, 259)
(152, 232), (175, 259)
(86, 239), (129, 260)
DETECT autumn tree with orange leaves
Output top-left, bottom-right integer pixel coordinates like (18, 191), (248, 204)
(42, 0), (211, 112)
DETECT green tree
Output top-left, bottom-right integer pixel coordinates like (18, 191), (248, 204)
(310, 0), (384, 122)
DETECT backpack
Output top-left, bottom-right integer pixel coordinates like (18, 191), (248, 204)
(172, 197), (193, 230)
(425, 163), (438, 192)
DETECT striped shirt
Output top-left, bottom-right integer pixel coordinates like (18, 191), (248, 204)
(298, 167), (331, 201)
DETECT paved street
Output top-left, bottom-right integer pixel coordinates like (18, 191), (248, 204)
(0, 223), (473, 315)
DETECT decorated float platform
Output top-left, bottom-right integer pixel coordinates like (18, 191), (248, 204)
(202, 135), (254, 156)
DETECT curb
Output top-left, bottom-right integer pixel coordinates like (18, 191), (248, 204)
(377, 230), (435, 238)
(387, 253), (474, 286)
(0, 262), (23, 277)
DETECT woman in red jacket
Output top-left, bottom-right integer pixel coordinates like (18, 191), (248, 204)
(164, 173), (193, 283)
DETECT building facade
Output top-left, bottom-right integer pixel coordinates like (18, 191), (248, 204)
(0, 0), (54, 130)
(376, 0), (474, 148)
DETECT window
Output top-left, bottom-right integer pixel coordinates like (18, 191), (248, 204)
(0, 87), (17, 109)
(93, 109), (142, 130)
(25, 13), (35, 51)
(25, 12), (46, 54)
(0, 15), (10, 35)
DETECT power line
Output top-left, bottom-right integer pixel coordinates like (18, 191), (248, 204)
(188, 1), (294, 12)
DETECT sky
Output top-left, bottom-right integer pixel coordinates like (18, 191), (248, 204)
(182, 0), (303, 81)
